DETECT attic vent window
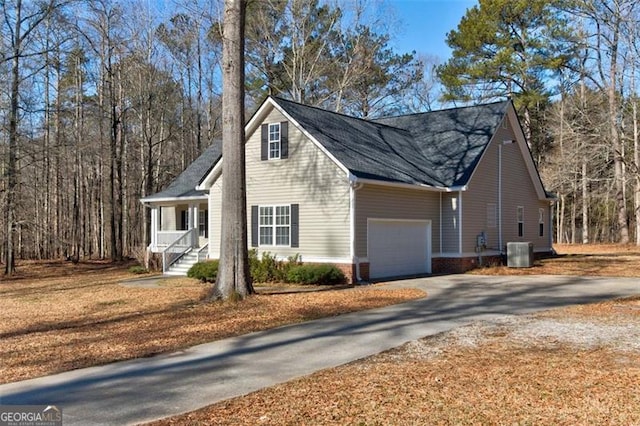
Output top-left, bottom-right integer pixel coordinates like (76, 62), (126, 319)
(261, 122), (289, 160)
(268, 123), (281, 159)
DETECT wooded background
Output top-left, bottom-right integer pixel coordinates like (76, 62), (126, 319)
(1, 0), (639, 273)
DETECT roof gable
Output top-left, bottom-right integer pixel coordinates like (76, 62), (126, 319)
(273, 97), (509, 188)
(141, 141), (221, 202)
(374, 101), (509, 187)
(148, 96), (550, 202)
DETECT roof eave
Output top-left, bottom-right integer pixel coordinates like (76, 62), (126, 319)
(140, 194), (209, 204)
(350, 174), (467, 192)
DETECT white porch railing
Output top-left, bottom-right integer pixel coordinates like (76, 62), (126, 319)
(196, 242), (209, 262)
(157, 231), (191, 247)
(162, 228), (198, 273)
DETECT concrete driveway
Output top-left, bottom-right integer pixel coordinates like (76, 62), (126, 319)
(0, 274), (637, 425)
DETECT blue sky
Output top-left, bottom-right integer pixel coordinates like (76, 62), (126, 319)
(391, 0), (477, 61)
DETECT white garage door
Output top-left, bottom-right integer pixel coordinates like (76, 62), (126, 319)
(368, 219), (431, 279)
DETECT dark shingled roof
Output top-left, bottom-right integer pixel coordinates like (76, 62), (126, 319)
(374, 101), (510, 187)
(141, 140), (221, 201)
(143, 98), (511, 202)
(273, 97), (509, 187)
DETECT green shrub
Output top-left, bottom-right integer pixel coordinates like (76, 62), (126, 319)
(248, 249), (260, 279)
(187, 260), (219, 283)
(248, 251), (304, 283)
(286, 264), (346, 285)
(128, 265), (149, 274)
(249, 251), (276, 282)
(282, 253), (302, 278)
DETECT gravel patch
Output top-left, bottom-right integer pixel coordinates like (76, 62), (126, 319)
(406, 313), (640, 356)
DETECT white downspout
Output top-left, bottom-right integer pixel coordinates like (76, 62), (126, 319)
(349, 179), (364, 282)
(498, 144), (503, 253)
(549, 201), (555, 252)
(150, 206), (158, 250)
(458, 190), (463, 254)
(439, 192), (443, 255)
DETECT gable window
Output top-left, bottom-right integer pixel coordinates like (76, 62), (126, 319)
(268, 123), (281, 159)
(252, 204), (299, 248)
(261, 122), (288, 160)
(517, 206), (524, 237)
(539, 208), (544, 237)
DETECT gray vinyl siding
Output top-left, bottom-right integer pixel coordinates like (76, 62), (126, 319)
(463, 117), (551, 253)
(441, 192), (460, 253)
(461, 122), (504, 252)
(209, 107), (351, 260)
(355, 184), (440, 258)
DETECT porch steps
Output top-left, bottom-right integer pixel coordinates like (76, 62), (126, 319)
(164, 251), (201, 276)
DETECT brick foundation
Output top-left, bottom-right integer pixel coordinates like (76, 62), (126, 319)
(432, 255), (502, 274)
(304, 262), (361, 284)
(325, 251), (555, 283)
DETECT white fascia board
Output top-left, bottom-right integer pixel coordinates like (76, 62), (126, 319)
(196, 165), (221, 190)
(140, 195), (208, 205)
(350, 174), (466, 192)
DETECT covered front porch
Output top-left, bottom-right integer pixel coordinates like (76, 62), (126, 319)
(148, 201), (209, 253)
(145, 200), (209, 273)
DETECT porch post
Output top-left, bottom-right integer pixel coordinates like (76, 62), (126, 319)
(190, 203), (199, 247)
(150, 206), (159, 249)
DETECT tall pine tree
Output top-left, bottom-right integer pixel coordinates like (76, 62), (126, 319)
(437, 0), (576, 162)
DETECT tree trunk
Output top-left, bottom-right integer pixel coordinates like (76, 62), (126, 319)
(607, 9), (629, 244)
(582, 159), (589, 243)
(212, 0), (253, 300)
(5, 1), (21, 275)
(558, 194), (565, 244)
(634, 93), (640, 245)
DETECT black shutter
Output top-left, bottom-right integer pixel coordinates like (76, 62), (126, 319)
(261, 124), (268, 160)
(251, 205), (259, 247)
(280, 121), (288, 159)
(290, 203), (299, 248)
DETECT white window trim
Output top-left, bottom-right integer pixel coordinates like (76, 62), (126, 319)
(268, 123), (281, 160)
(258, 204), (291, 247)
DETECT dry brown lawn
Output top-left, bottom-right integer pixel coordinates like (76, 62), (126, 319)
(4, 244), (640, 424)
(153, 300), (640, 426)
(469, 243), (640, 277)
(150, 244), (640, 425)
(0, 260), (424, 384)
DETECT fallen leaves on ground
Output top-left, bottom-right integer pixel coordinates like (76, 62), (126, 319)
(468, 243), (640, 277)
(152, 297), (640, 426)
(0, 261), (425, 384)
